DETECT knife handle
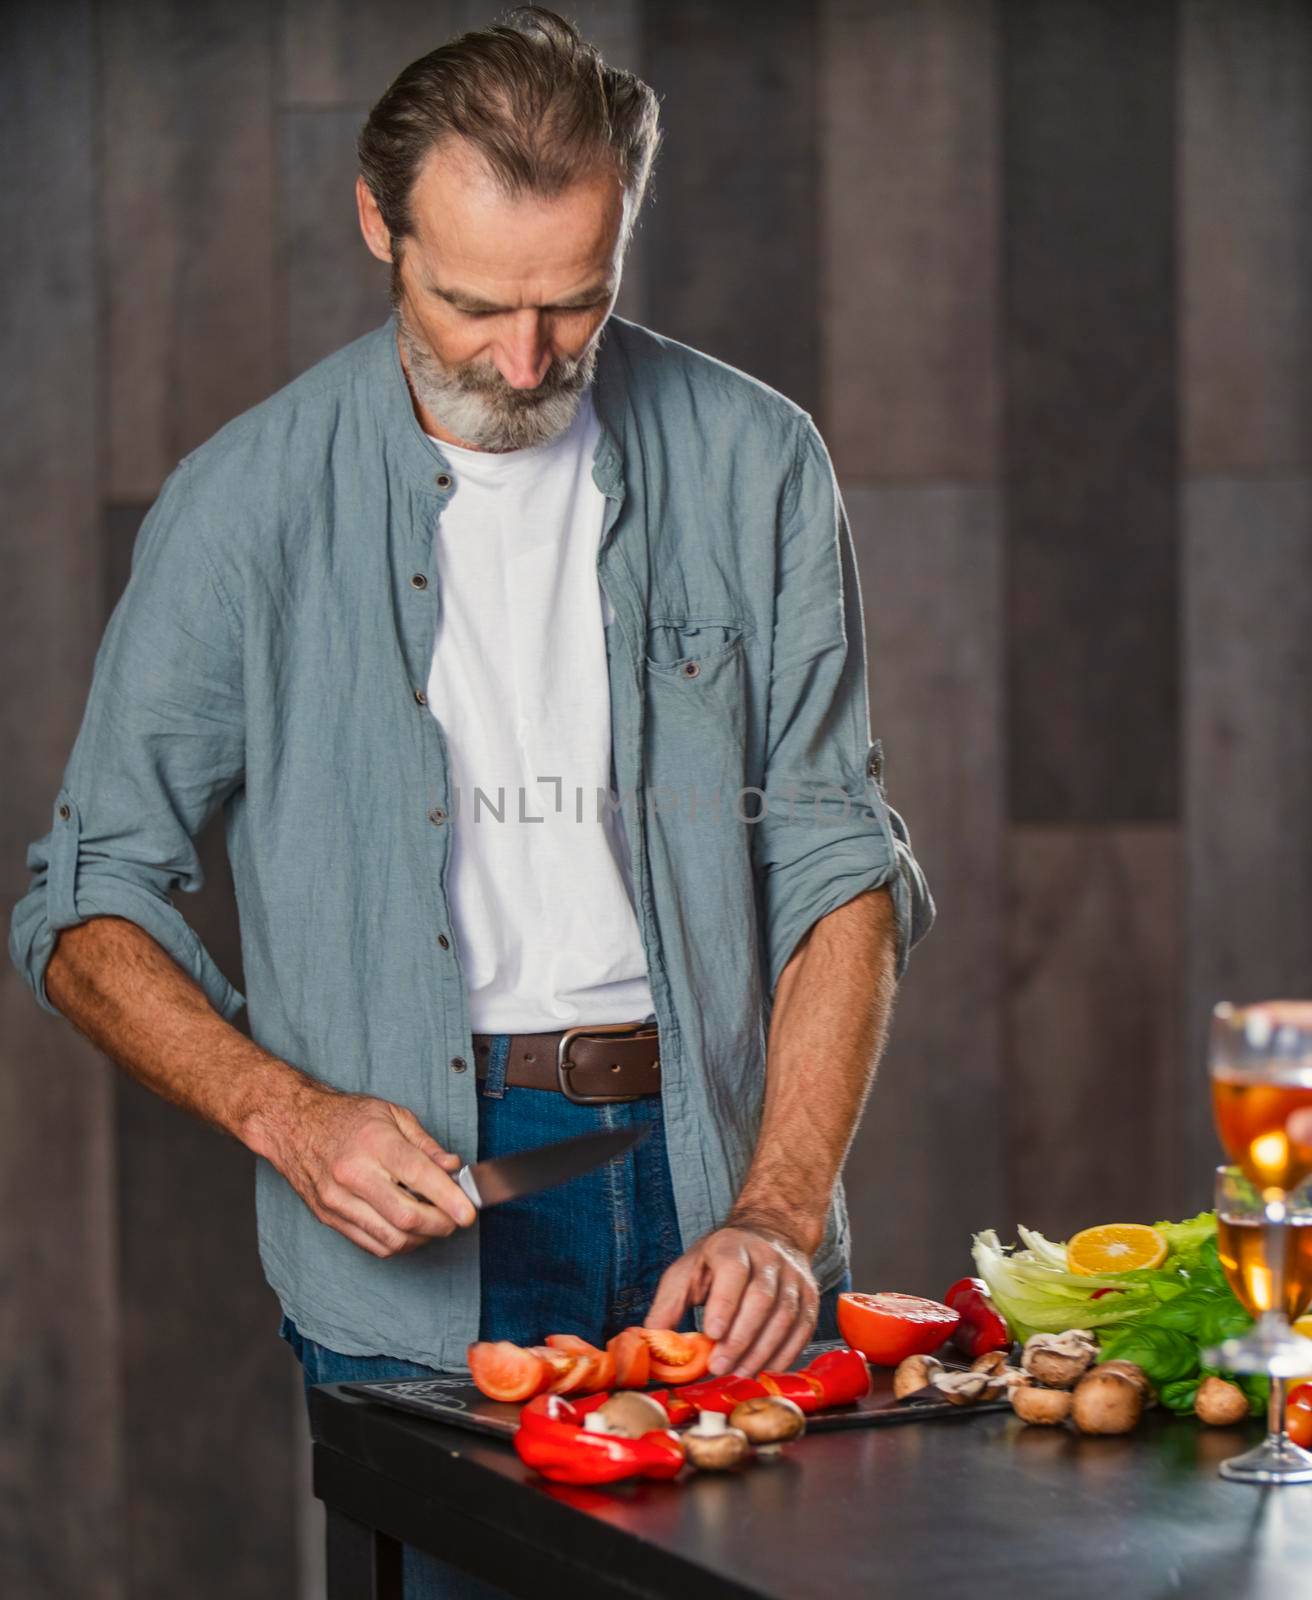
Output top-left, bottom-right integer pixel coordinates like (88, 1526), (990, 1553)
(455, 1165), (483, 1209)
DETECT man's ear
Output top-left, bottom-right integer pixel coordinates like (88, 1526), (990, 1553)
(355, 175), (393, 265)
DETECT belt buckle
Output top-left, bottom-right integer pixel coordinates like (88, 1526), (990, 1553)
(556, 1021), (658, 1105)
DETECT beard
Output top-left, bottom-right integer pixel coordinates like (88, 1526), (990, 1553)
(391, 259), (602, 453)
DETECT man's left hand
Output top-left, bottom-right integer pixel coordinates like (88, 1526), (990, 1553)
(643, 1221), (820, 1377)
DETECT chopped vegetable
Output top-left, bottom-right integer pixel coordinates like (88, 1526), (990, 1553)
(944, 1277), (1011, 1360)
(803, 1347), (872, 1405)
(514, 1392), (685, 1485)
(641, 1329), (715, 1383)
(607, 1328), (651, 1389)
(758, 1371), (827, 1411)
(837, 1292), (960, 1366)
(468, 1341), (552, 1402)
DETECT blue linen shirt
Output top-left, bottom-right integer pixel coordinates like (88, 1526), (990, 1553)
(9, 312), (935, 1367)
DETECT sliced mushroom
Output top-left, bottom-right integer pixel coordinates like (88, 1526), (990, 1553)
(970, 1350), (1010, 1378)
(931, 1370), (991, 1406)
(893, 1353), (945, 1399)
(1011, 1384), (1073, 1425)
(1071, 1369), (1143, 1435)
(728, 1396), (806, 1457)
(981, 1364), (1031, 1396)
(683, 1409), (752, 1471)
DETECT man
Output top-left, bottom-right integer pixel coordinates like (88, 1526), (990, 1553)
(10, 7), (932, 1592)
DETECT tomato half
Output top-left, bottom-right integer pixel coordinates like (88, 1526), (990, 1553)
(607, 1328), (651, 1388)
(467, 1341), (551, 1402)
(836, 1292), (960, 1366)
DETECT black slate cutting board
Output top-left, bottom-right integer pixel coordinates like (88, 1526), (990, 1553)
(336, 1340), (1011, 1439)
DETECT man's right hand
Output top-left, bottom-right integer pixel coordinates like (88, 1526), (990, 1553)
(262, 1084), (478, 1258)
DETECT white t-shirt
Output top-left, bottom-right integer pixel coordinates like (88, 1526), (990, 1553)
(423, 388), (656, 1033)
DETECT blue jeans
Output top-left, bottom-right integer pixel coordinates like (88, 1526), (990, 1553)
(282, 1042), (850, 1597)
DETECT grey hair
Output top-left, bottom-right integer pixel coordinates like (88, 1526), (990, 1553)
(357, 5), (663, 259)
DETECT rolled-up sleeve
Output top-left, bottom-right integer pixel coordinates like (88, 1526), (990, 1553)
(753, 414), (935, 994)
(8, 460), (247, 1022)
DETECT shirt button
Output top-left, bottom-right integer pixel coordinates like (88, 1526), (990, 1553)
(681, 661), (701, 679)
(414, 688), (428, 706)
(437, 933), (450, 950)
(428, 806), (448, 825)
(410, 572), (428, 590)
(450, 1056), (468, 1073)
(57, 803), (71, 820)
(436, 473), (452, 489)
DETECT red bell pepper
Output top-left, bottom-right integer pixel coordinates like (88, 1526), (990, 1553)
(514, 1393), (686, 1485)
(802, 1347), (872, 1406)
(944, 1277), (1010, 1359)
(758, 1371), (827, 1411)
(661, 1375), (768, 1419)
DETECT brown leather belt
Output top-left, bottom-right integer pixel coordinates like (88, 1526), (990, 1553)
(472, 1021), (661, 1104)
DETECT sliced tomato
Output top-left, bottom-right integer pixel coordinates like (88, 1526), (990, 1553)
(542, 1334), (616, 1392)
(607, 1328), (651, 1388)
(642, 1329), (715, 1384)
(467, 1341), (551, 1403)
(528, 1346), (577, 1379)
(837, 1292), (960, 1366)
(549, 1353), (602, 1395)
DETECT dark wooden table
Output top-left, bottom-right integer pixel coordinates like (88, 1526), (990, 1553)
(310, 1383), (1312, 1599)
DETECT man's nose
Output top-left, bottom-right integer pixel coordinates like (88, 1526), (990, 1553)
(495, 311), (553, 390)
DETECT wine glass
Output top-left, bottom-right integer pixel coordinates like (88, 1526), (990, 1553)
(1210, 1165), (1312, 1483)
(1208, 1000), (1312, 1377)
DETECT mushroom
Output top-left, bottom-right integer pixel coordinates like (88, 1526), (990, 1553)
(1011, 1384), (1073, 1426)
(1071, 1369), (1143, 1435)
(982, 1364), (1031, 1396)
(1097, 1360), (1154, 1405)
(682, 1409), (752, 1471)
(931, 1370), (991, 1406)
(728, 1395), (806, 1458)
(1195, 1376), (1249, 1427)
(591, 1390), (672, 1439)
(970, 1350), (1010, 1378)
(1022, 1331), (1097, 1388)
(893, 1354), (945, 1399)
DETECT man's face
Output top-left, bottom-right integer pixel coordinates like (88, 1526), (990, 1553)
(356, 138), (627, 452)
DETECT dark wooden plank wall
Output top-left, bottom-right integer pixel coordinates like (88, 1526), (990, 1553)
(3, 3), (1310, 1596)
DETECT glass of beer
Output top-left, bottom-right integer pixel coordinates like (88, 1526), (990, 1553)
(1211, 1165), (1312, 1483)
(1208, 1003), (1312, 1384)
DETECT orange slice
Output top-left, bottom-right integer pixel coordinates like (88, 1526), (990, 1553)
(1066, 1222), (1168, 1276)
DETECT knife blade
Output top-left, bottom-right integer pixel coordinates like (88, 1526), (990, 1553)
(397, 1122), (652, 1216)
(456, 1122), (651, 1209)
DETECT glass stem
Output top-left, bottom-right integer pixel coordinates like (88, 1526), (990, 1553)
(1270, 1372), (1287, 1446)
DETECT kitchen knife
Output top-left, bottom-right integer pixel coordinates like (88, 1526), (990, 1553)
(398, 1122), (652, 1214)
(455, 1122), (651, 1209)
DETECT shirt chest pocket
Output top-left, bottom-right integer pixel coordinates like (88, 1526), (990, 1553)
(642, 617), (752, 791)
(644, 617), (748, 681)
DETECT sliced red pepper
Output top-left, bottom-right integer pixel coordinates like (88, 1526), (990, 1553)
(666, 1375), (768, 1416)
(802, 1347), (872, 1406)
(514, 1393), (686, 1485)
(759, 1371), (827, 1412)
(943, 1277), (1010, 1360)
